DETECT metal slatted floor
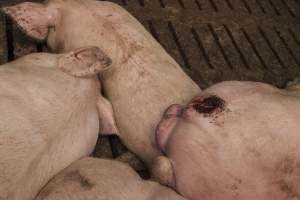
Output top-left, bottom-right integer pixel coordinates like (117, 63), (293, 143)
(0, 0), (299, 175)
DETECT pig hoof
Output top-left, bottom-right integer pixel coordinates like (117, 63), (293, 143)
(151, 156), (175, 188)
(286, 79), (300, 91)
(58, 47), (112, 78)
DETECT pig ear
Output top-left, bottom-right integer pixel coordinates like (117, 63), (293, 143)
(58, 47), (112, 78)
(2, 2), (57, 41)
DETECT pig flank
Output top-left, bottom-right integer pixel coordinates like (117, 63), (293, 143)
(0, 47), (113, 200)
(35, 158), (186, 200)
(154, 81), (300, 200)
(3, 0), (201, 165)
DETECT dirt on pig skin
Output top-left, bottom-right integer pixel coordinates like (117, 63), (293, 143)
(153, 81), (300, 200)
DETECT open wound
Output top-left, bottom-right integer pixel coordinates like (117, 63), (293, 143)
(192, 96), (225, 114)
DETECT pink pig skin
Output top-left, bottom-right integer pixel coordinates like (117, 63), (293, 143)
(35, 158), (186, 200)
(0, 47), (118, 200)
(2, 0), (201, 165)
(153, 81), (300, 200)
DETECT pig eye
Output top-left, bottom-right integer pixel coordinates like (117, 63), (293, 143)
(192, 96), (225, 114)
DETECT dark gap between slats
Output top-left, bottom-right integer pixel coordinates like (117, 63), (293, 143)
(208, 24), (233, 70)
(209, 0), (218, 12)
(257, 26), (286, 69)
(138, 0), (144, 7)
(293, 0), (300, 7)
(191, 27), (214, 69)
(274, 27), (300, 67)
(241, 27), (268, 69)
(224, 25), (250, 70)
(241, 0), (252, 14)
(280, 0), (295, 17)
(121, 0), (127, 6)
(159, 0), (165, 8)
(255, 0), (266, 14)
(288, 29), (300, 48)
(195, 0), (202, 10)
(147, 20), (160, 43)
(224, 0), (234, 10)
(177, 0), (185, 8)
(167, 21), (191, 68)
(5, 17), (14, 61)
(268, 0), (281, 16)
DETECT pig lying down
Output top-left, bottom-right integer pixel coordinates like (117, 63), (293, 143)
(153, 81), (300, 200)
(3, 0), (201, 165)
(0, 47), (118, 200)
(35, 158), (186, 200)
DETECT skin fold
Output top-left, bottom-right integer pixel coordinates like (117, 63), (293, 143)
(0, 47), (118, 200)
(3, 0), (201, 166)
(35, 157), (186, 200)
(153, 81), (300, 200)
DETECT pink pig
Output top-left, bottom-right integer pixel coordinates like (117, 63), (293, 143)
(153, 81), (300, 200)
(0, 47), (118, 200)
(3, 0), (201, 166)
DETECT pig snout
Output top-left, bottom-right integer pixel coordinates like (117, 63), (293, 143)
(156, 104), (183, 152)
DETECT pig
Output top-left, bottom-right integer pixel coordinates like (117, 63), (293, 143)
(2, 0), (201, 166)
(152, 81), (300, 200)
(35, 157), (186, 200)
(0, 47), (118, 200)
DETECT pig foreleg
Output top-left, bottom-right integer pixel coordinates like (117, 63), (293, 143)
(97, 95), (119, 135)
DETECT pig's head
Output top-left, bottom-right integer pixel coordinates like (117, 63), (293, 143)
(152, 81), (300, 200)
(2, 0), (124, 60)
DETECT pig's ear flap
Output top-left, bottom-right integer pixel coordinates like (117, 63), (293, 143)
(58, 47), (112, 78)
(2, 2), (57, 41)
